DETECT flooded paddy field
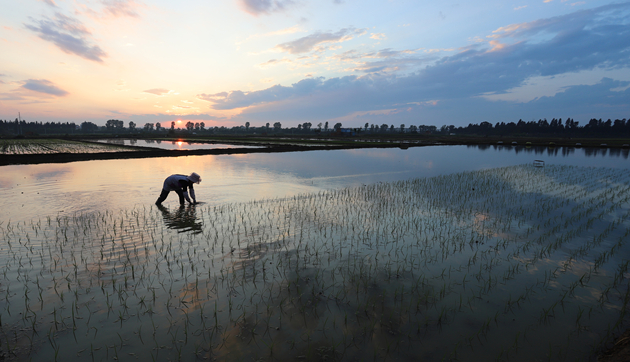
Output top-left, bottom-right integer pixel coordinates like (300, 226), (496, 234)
(1, 164), (629, 361)
(90, 139), (265, 151)
(0, 139), (141, 155)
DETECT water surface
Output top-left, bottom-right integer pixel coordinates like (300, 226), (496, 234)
(90, 138), (263, 150)
(0, 145), (628, 222)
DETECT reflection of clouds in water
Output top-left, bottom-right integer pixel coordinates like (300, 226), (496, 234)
(157, 204), (203, 234)
(0, 164), (72, 187)
(106, 139), (125, 145)
(32, 169), (71, 180)
(345, 148), (400, 160)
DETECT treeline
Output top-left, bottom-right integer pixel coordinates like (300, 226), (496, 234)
(1, 117), (629, 137)
(0, 119), (79, 135)
(456, 118), (630, 137)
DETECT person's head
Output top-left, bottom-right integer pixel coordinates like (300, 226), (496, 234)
(188, 172), (201, 184)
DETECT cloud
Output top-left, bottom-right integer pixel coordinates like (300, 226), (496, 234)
(197, 3), (630, 126)
(489, 2), (629, 43)
(24, 13), (107, 62)
(226, 77), (630, 127)
(194, 76), (392, 111)
(246, 25), (304, 41)
(370, 33), (386, 40)
(128, 113), (227, 125)
(21, 79), (69, 96)
(412, 2), (630, 99)
(527, 77), (630, 109)
(275, 28), (367, 54)
(197, 92), (229, 102)
(143, 88), (172, 96)
(239, 0), (298, 15)
(80, 0), (144, 19)
(39, 0), (58, 7)
(100, 0), (143, 18)
(331, 48), (437, 74)
(198, 81), (314, 109)
(257, 58), (294, 68)
(415, 78), (630, 126)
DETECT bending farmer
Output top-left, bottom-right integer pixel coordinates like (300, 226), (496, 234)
(155, 172), (201, 206)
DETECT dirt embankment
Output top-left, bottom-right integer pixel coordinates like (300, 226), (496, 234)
(1, 135), (628, 166)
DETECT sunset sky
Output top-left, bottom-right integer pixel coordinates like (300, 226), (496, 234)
(1, 0), (629, 128)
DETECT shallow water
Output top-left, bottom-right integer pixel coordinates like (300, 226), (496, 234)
(0, 145), (628, 223)
(0, 164), (628, 361)
(90, 138), (263, 150)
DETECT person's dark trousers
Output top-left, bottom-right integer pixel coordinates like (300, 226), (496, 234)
(176, 190), (185, 204)
(156, 189), (170, 205)
(155, 189), (185, 205)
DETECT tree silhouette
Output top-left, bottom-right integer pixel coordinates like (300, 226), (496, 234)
(81, 121), (99, 133)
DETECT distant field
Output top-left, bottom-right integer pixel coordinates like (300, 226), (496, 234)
(0, 139), (143, 155)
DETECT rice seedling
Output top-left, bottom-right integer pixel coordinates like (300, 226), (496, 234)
(0, 164), (629, 361)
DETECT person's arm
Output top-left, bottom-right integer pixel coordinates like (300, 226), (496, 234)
(180, 181), (194, 204)
(189, 185), (196, 204)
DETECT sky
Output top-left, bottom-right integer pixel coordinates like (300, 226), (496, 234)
(1, 0), (629, 128)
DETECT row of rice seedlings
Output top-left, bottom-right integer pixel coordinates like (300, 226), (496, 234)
(0, 164), (628, 361)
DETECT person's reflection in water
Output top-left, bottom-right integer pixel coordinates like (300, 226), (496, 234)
(156, 204), (203, 234)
